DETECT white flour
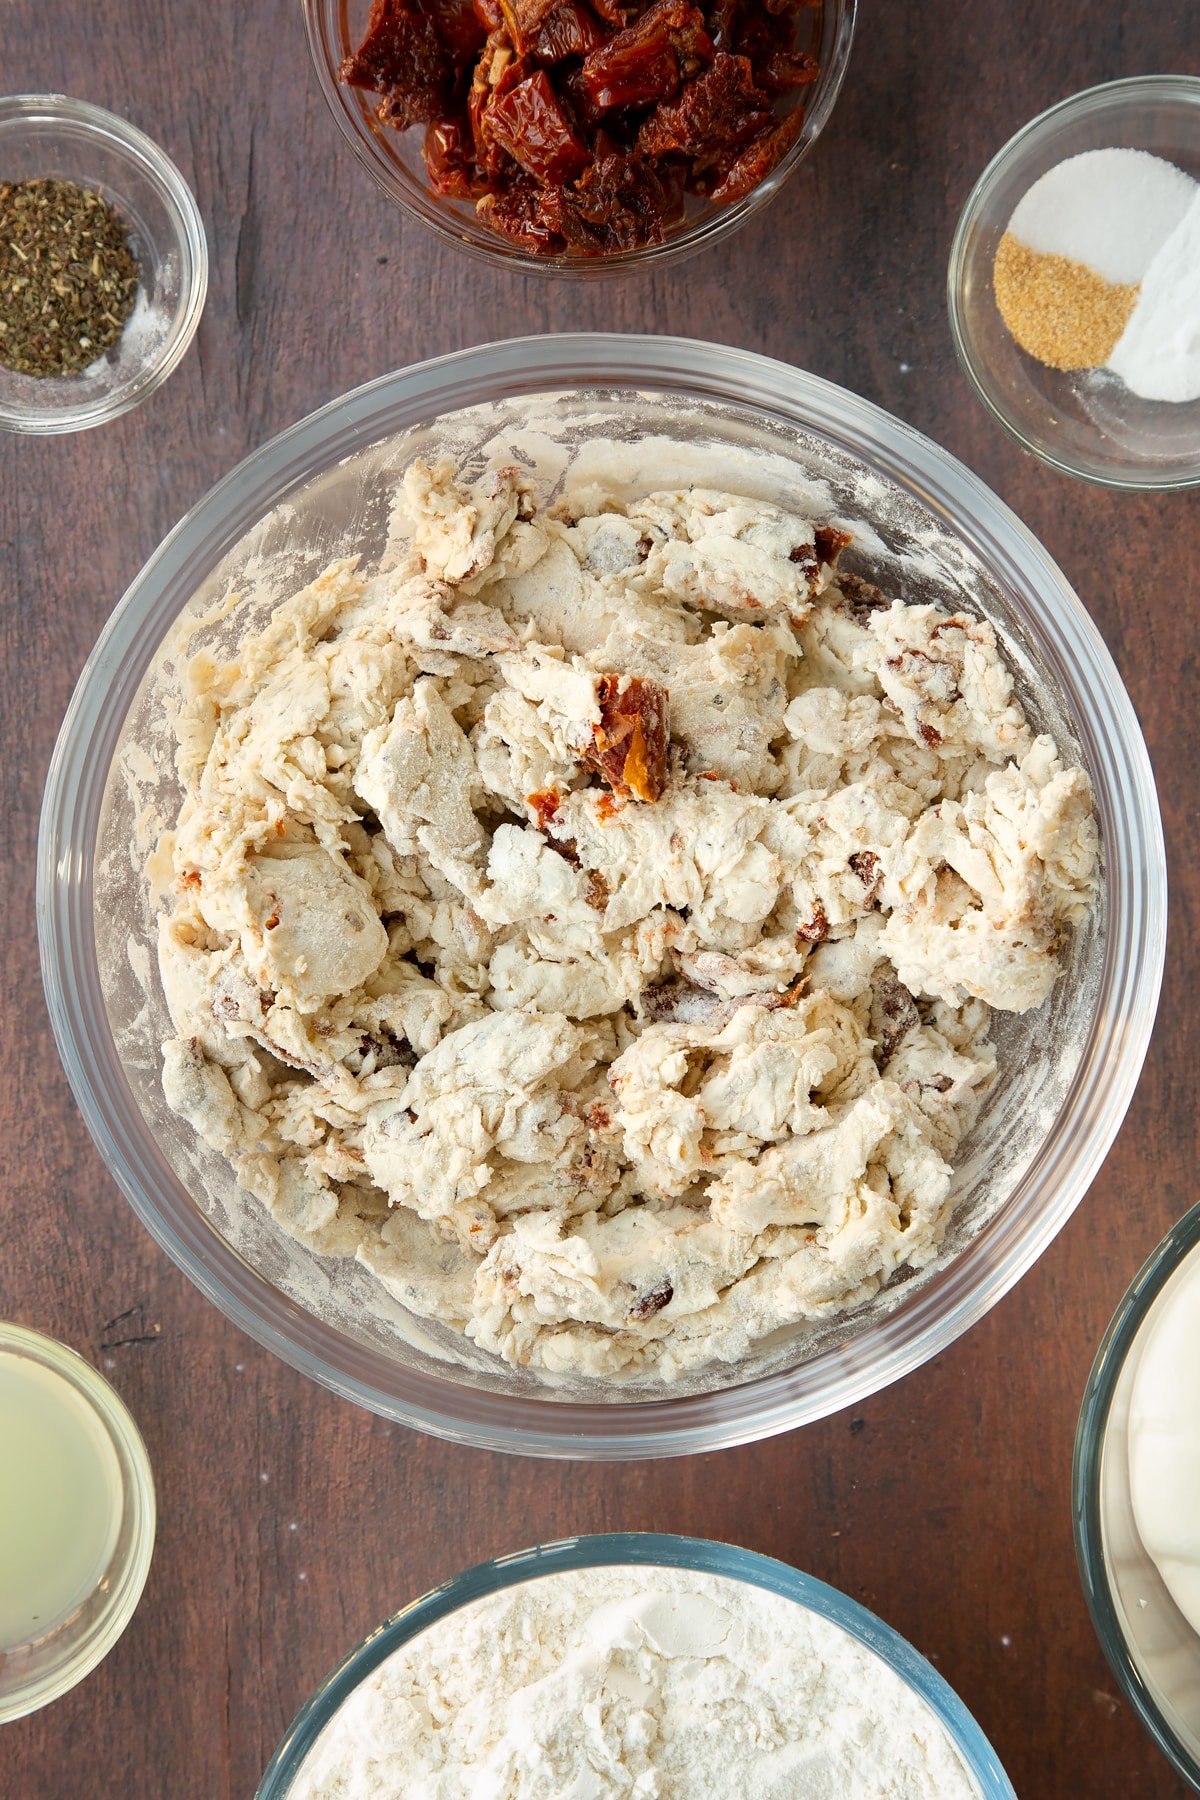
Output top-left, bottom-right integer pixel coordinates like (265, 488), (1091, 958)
(291, 1565), (983, 1798)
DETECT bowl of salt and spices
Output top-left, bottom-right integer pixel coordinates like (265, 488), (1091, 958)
(950, 75), (1200, 489)
(0, 94), (207, 434)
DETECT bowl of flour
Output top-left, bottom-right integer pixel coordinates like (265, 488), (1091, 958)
(256, 1534), (1016, 1799)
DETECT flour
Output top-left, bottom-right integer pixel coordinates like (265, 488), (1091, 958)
(290, 1565), (984, 1799)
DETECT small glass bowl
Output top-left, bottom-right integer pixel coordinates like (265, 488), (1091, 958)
(1074, 1202), (1200, 1792)
(301, 0), (856, 275)
(256, 1533), (1016, 1796)
(0, 1322), (156, 1722)
(0, 95), (208, 435)
(948, 76), (1200, 490)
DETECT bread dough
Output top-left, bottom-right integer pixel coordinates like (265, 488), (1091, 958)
(154, 460), (1098, 1380)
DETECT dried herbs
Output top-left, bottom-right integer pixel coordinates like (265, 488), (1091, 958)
(341, 0), (822, 256)
(0, 177), (140, 377)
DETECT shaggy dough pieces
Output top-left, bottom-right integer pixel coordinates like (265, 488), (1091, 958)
(155, 459), (1098, 1380)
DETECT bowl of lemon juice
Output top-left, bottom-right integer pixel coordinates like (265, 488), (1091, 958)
(0, 1322), (155, 1720)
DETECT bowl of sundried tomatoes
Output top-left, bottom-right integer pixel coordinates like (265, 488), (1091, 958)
(303, 0), (855, 269)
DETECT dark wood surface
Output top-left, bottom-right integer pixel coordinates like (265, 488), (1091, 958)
(3, 3), (1198, 1795)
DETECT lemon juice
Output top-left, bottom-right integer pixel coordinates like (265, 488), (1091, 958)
(0, 1348), (123, 1650)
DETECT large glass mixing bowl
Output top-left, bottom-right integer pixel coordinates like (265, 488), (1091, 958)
(37, 335), (1166, 1458)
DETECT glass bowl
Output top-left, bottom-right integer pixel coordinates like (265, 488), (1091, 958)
(37, 334), (1166, 1458)
(0, 1322), (155, 1722)
(1074, 1203), (1200, 1791)
(948, 76), (1200, 490)
(301, 0), (856, 275)
(256, 1532), (1016, 1797)
(0, 95), (208, 435)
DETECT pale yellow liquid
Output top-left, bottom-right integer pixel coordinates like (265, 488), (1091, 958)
(0, 1352), (123, 1651)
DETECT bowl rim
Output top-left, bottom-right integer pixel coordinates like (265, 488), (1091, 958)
(37, 332), (1168, 1458)
(1072, 1199), (1200, 1792)
(947, 73), (1200, 492)
(254, 1531), (1018, 1797)
(299, 0), (857, 275)
(0, 1321), (157, 1722)
(0, 92), (209, 436)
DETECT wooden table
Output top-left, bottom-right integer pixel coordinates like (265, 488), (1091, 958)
(3, 3), (1197, 1794)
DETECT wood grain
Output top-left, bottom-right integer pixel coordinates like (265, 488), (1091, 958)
(2, 3), (1197, 1795)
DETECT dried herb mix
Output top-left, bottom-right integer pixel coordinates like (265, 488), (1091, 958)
(0, 177), (140, 377)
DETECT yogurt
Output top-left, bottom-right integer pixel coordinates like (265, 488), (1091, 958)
(1128, 1244), (1200, 1638)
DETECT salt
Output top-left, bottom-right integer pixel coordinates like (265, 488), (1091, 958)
(1008, 147), (1195, 286)
(1107, 189), (1200, 402)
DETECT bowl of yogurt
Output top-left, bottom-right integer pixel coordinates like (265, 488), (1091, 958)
(256, 1532), (1016, 1797)
(37, 334), (1166, 1455)
(1074, 1201), (1200, 1790)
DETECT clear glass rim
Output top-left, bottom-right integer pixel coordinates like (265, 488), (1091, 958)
(0, 1321), (157, 1721)
(0, 93), (209, 436)
(299, 0), (857, 276)
(1072, 1200), (1200, 1792)
(36, 333), (1167, 1458)
(255, 1531), (1017, 1797)
(947, 73), (1200, 492)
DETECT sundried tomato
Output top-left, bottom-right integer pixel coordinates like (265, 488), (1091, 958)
(342, 0), (456, 128)
(425, 0), (489, 60)
(638, 51), (768, 160)
(499, 0), (563, 52)
(581, 0), (713, 110)
(543, 152), (681, 250)
(341, 0), (821, 256)
(531, 0), (609, 62)
(476, 173), (565, 248)
(424, 114), (482, 194)
(584, 674), (670, 800)
(706, 101), (804, 200)
(470, 31), (530, 174)
(485, 70), (590, 183)
(734, 5), (816, 92)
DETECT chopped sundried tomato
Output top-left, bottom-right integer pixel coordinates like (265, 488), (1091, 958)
(541, 150), (681, 250)
(815, 524), (852, 565)
(585, 674), (670, 801)
(341, 0), (820, 257)
(581, 0), (712, 110)
(470, 31), (531, 173)
(848, 849), (881, 898)
(795, 900), (828, 944)
(581, 29), (679, 110)
(498, 0), (562, 51)
(341, 0), (455, 127)
(628, 1277), (673, 1321)
(531, 0), (609, 62)
(484, 69), (590, 183)
(707, 101), (804, 200)
(638, 52), (769, 161)
(527, 786), (563, 827)
(705, 0), (741, 49)
(424, 115), (482, 195)
(476, 172), (565, 248)
(426, 0), (489, 59)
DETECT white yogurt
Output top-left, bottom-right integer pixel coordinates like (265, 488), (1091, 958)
(1128, 1243), (1200, 1639)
